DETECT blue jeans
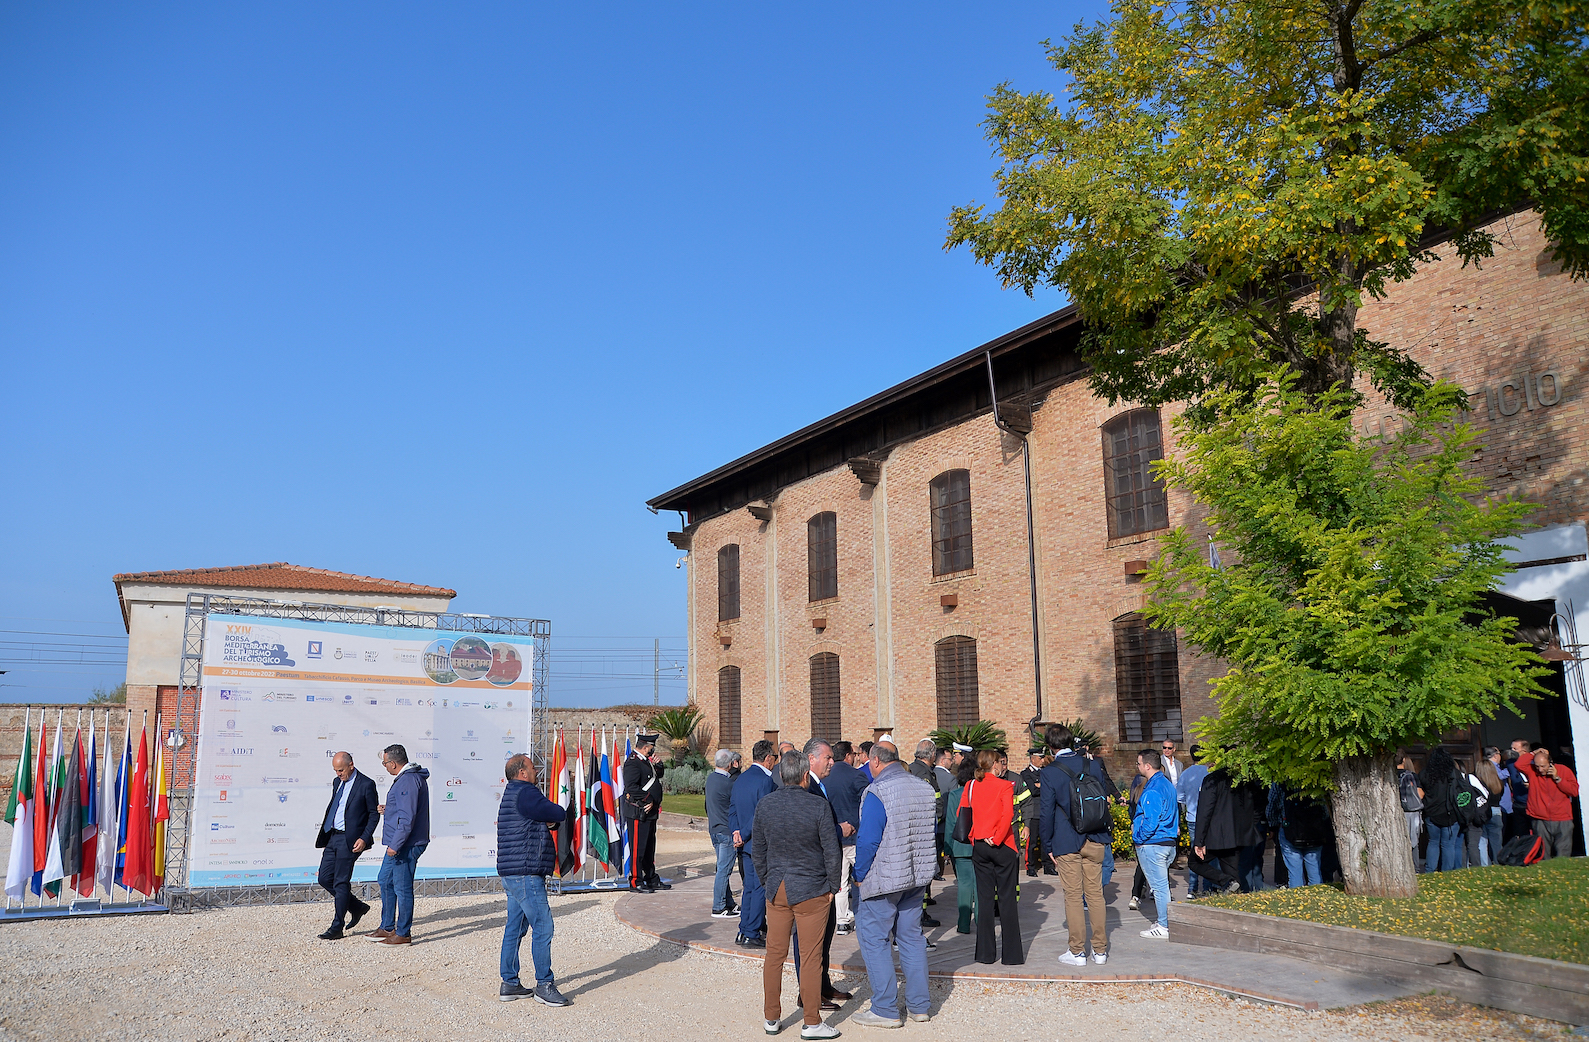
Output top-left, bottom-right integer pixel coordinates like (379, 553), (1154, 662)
(737, 848), (765, 939)
(1277, 831), (1322, 885)
(712, 834), (737, 913)
(1480, 809), (1503, 866)
(1425, 822), (1462, 872)
(377, 843), (427, 937)
(1237, 841), (1267, 892)
(500, 874), (554, 986)
(1135, 844), (1175, 928)
(855, 885), (929, 1020)
(1101, 842), (1115, 888)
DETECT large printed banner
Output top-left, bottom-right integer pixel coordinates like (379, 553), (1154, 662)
(189, 613), (535, 887)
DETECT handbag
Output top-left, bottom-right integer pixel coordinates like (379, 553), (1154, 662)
(952, 781), (975, 845)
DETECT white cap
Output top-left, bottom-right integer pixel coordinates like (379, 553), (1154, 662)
(952, 742), (973, 753)
(876, 733), (895, 745)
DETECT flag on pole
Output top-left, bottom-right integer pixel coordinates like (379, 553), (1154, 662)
(78, 724), (99, 897)
(152, 732), (170, 889)
(573, 734), (587, 870)
(1208, 534), (1222, 570)
(115, 724), (131, 888)
(599, 733), (621, 863)
(4, 713), (34, 899)
(551, 730), (578, 877)
(583, 736), (609, 868)
(122, 726), (154, 895)
(55, 730), (84, 885)
(619, 736), (634, 881)
(42, 714), (66, 896)
(95, 720), (120, 896)
(30, 715), (49, 895)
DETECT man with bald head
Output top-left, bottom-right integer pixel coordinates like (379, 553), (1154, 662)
(315, 751), (380, 939)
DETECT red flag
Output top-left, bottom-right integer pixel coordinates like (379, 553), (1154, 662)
(30, 716), (49, 891)
(121, 727), (154, 895)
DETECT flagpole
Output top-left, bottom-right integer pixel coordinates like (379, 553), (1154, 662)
(71, 707), (82, 905)
(6, 705), (27, 911)
(52, 707), (63, 907)
(100, 708), (110, 901)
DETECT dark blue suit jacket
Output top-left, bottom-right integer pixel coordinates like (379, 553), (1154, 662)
(1039, 753), (1111, 858)
(824, 760), (868, 847)
(316, 770), (379, 850)
(730, 763), (778, 843)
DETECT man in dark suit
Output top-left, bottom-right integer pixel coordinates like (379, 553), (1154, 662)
(315, 751), (379, 939)
(730, 739), (780, 948)
(621, 732), (667, 893)
(794, 739), (854, 1014)
(825, 741), (868, 935)
(1189, 766), (1260, 894)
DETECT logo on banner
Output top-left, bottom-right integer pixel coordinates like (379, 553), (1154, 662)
(445, 777), (463, 787)
(227, 747), (254, 757)
(307, 641), (323, 659)
(444, 791), (456, 802)
(342, 694), (353, 704)
(219, 690), (251, 703)
(219, 625), (296, 666)
(272, 725), (287, 733)
(364, 650), (379, 662)
(279, 748), (299, 758)
(396, 698), (412, 706)
(277, 792), (290, 804)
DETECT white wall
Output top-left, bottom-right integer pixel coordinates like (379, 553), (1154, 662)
(1497, 523), (1589, 766)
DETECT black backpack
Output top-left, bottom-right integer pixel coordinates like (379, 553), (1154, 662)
(1450, 775), (1489, 829)
(1056, 756), (1111, 835)
(1283, 796), (1332, 848)
(1497, 834), (1545, 867)
(1398, 771), (1423, 812)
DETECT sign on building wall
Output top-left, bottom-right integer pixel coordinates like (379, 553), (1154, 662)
(187, 613), (534, 887)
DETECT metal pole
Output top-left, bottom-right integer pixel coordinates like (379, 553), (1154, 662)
(52, 707), (63, 906)
(985, 349), (1045, 728)
(7, 705), (28, 911)
(654, 639), (660, 706)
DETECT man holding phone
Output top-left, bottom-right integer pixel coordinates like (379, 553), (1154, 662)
(1523, 748), (1580, 859)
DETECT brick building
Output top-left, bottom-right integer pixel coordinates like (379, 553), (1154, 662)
(648, 209), (1588, 772)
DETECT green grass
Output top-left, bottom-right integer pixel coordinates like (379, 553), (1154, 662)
(661, 793), (706, 818)
(1197, 857), (1589, 964)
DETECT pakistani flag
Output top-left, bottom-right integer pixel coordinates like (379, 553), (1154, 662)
(584, 738), (609, 868)
(4, 718), (34, 899)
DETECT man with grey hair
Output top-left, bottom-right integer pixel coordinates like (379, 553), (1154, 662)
(753, 749), (842, 1038)
(851, 736), (937, 1027)
(707, 748), (741, 918)
(793, 738), (854, 1013)
(314, 751), (378, 940)
(908, 739), (944, 920)
(496, 752), (572, 1006)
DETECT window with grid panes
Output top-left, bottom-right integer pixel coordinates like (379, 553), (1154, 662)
(718, 666), (742, 747)
(930, 469), (974, 575)
(1112, 613), (1183, 744)
(933, 635), (980, 729)
(808, 512), (837, 602)
(1101, 410), (1169, 539)
(809, 653), (841, 740)
(717, 544), (740, 622)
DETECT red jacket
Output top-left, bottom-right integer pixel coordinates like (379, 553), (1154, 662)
(959, 774), (1016, 851)
(1524, 762), (1580, 822)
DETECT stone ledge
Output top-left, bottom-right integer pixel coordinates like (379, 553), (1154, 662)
(1171, 900), (1589, 1024)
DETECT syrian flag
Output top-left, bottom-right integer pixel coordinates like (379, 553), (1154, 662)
(95, 721), (120, 897)
(41, 715), (66, 896)
(4, 716), (34, 899)
(78, 725), (99, 897)
(584, 735), (609, 868)
(551, 730), (578, 877)
(121, 726), (154, 896)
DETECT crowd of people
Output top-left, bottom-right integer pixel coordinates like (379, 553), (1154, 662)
(305, 728), (1579, 1032)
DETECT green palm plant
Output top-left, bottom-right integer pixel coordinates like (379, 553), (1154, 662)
(647, 705), (705, 762)
(1049, 718), (1102, 753)
(927, 720), (1007, 752)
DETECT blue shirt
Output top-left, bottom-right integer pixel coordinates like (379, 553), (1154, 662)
(1176, 764), (1209, 823)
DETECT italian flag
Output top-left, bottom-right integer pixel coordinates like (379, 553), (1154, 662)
(4, 719), (34, 899)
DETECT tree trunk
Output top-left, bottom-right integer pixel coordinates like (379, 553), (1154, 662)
(1331, 751), (1419, 897)
(670, 738), (688, 763)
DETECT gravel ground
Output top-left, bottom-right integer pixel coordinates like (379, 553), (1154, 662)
(0, 828), (1570, 1041)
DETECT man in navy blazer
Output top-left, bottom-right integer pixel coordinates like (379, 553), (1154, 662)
(729, 739), (780, 948)
(315, 751), (380, 940)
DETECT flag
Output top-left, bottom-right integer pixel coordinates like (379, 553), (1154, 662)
(42, 715), (66, 895)
(78, 725), (99, 897)
(115, 724), (131, 888)
(551, 730), (578, 878)
(618, 737), (634, 880)
(121, 726), (154, 895)
(573, 736), (587, 870)
(54, 729), (84, 884)
(30, 715), (48, 895)
(599, 733), (621, 863)
(95, 721), (120, 896)
(584, 735), (610, 868)
(1208, 534), (1222, 570)
(4, 717), (34, 899)
(152, 732), (169, 889)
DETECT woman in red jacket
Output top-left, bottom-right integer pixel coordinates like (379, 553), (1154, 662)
(960, 750), (1024, 964)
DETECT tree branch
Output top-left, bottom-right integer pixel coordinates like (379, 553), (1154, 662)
(1360, 29), (1441, 68)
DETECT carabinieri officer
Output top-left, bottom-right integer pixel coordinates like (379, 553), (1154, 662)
(621, 732), (668, 893)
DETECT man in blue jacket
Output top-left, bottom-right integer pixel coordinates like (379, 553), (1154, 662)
(496, 753), (572, 1007)
(730, 739), (780, 948)
(1132, 749), (1180, 939)
(369, 744), (430, 946)
(1039, 723), (1112, 965)
(824, 741), (868, 935)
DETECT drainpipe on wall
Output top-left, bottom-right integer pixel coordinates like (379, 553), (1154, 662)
(985, 351), (1044, 733)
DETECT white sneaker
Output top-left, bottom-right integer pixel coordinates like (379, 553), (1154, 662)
(801, 1023), (841, 1039)
(1056, 951), (1088, 966)
(766, 1019), (782, 1035)
(1140, 924), (1169, 940)
(907, 1013), (931, 1023)
(1127, 896), (1139, 910)
(1090, 951), (1108, 965)
(850, 1009), (903, 1029)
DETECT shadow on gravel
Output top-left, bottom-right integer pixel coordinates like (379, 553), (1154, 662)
(558, 938), (687, 998)
(412, 898), (601, 945)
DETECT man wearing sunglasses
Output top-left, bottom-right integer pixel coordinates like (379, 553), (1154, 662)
(1158, 741), (1184, 785)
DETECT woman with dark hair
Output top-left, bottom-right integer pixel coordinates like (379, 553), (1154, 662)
(959, 750), (1023, 964)
(1470, 755), (1506, 866)
(943, 756), (978, 933)
(1419, 748), (1464, 872)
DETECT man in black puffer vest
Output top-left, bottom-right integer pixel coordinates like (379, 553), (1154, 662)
(497, 753), (573, 1007)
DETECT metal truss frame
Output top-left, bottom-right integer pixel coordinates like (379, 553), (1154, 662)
(164, 593), (550, 908)
(166, 875), (506, 914)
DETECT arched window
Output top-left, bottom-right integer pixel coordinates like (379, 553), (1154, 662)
(808, 511), (838, 602)
(717, 544), (741, 622)
(718, 665), (743, 747)
(1112, 613), (1182, 743)
(1101, 409), (1168, 538)
(809, 652), (841, 740)
(933, 635), (979, 729)
(930, 469), (974, 575)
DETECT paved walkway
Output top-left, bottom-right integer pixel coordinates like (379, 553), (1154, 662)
(617, 856), (1422, 1011)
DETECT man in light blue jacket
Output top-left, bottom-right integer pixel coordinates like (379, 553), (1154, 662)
(1175, 746), (1209, 899)
(1132, 749), (1179, 939)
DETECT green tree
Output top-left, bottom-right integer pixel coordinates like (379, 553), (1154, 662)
(1144, 373), (1546, 896)
(647, 705), (705, 762)
(947, 0), (1588, 414)
(89, 682), (127, 705)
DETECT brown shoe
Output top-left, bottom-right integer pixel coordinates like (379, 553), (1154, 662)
(381, 934), (412, 945)
(367, 928), (394, 941)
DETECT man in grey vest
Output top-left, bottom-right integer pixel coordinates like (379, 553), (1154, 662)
(850, 736), (936, 1027)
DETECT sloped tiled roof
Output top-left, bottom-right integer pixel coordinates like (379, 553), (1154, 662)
(113, 562), (455, 630)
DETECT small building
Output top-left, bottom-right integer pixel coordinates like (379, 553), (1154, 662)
(113, 562), (456, 724)
(648, 209), (1588, 773)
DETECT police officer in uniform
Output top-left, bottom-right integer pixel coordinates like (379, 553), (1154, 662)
(1020, 746), (1053, 876)
(622, 732), (668, 893)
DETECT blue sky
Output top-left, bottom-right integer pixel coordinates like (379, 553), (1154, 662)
(0, 3), (1093, 704)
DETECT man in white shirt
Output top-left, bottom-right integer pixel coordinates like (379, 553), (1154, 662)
(1159, 741), (1184, 785)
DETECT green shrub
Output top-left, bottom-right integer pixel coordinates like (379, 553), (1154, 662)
(662, 765), (706, 794)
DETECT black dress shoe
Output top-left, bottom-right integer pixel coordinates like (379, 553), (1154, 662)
(920, 914), (941, 928)
(824, 989), (853, 1002)
(634, 884), (655, 895)
(924, 896), (937, 905)
(650, 879), (673, 890)
(347, 901), (370, 931)
(736, 933), (767, 949)
(317, 927), (345, 940)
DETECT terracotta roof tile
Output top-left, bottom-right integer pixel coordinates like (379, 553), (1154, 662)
(113, 561), (456, 616)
